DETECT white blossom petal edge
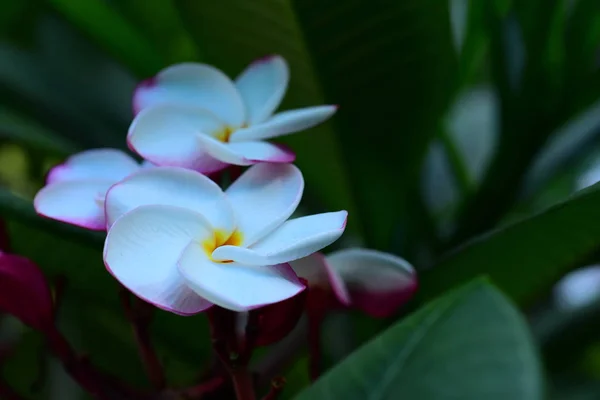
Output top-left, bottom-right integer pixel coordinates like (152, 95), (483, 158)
(103, 163), (347, 312)
(34, 149), (143, 230)
(129, 56), (337, 172)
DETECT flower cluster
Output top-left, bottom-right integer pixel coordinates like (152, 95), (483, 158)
(32, 56), (417, 317)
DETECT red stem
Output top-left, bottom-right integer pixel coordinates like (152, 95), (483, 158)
(179, 375), (226, 398)
(119, 289), (165, 390)
(231, 369), (255, 400)
(45, 327), (145, 400)
(207, 308), (256, 400)
(261, 377), (285, 400)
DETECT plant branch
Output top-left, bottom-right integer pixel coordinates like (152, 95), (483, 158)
(261, 378), (285, 400)
(119, 289), (166, 391)
(207, 307), (256, 400)
(45, 326), (146, 400)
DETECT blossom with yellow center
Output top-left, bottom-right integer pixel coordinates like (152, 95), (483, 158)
(102, 164), (348, 313)
(127, 56), (337, 174)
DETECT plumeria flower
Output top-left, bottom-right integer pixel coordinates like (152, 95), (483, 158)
(34, 149), (150, 231)
(291, 248), (417, 317)
(129, 56), (337, 173)
(102, 163), (348, 313)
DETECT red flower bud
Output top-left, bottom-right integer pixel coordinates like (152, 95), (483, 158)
(0, 252), (54, 331)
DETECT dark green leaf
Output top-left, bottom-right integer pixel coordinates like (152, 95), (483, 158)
(45, 0), (163, 77)
(295, 280), (542, 400)
(110, 0), (200, 64)
(417, 182), (600, 306)
(291, 0), (458, 248)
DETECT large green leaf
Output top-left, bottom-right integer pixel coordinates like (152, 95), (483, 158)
(295, 280), (542, 400)
(417, 182), (600, 306)
(45, 0), (163, 77)
(110, 0), (200, 64)
(290, 0), (457, 249)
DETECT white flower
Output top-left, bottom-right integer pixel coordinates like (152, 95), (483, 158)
(102, 163), (348, 313)
(34, 149), (148, 230)
(291, 249), (417, 317)
(128, 56), (337, 173)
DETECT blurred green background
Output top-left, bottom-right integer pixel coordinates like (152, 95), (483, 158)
(2, 0), (600, 399)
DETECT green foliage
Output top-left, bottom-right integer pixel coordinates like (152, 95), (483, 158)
(1, 0), (600, 398)
(295, 281), (542, 400)
(416, 182), (600, 306)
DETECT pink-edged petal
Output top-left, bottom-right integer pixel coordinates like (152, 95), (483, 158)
(230, 106), (337, 142)
(326, 248), (417, 318)
(212, 211), (348, 266)
(196, 135), (295, 166)
(225, 164), (303, 246)
(290, 252), (351, 306)
(104, 166), (235, 232)
(128, 104), (228, 174)
(141, 160), (156, 169)
(34, 180), (112, 230)
(133, 63), (245, 127)
(104, 205), (214, 315)
(235, 55), (289, 125)
(47, 149), (140, 184)
(178, 241), (305, 311)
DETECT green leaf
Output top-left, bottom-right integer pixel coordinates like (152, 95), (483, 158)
(0, 0), (39, 47)
(294, 280), (543, 400)
(0, 107), (77, 157)
(417, 182), (600, 306)
(110, 0), (200, 64)
(45, 0), (163, 77)
(291, 0), (458, 248)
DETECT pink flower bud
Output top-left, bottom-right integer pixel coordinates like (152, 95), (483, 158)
(0, 252), (54, 331)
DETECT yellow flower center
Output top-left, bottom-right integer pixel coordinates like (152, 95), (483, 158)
(214, 123), (248, 142)
(202, 229), (243, 263)
(215, 126), (235, 143)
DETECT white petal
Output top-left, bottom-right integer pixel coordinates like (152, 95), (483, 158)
(178, 241), (304, 311)
(235, 55), (289, 125)
(34, 180), (112, 230)
(230, 105), (337, 142)
(133, 63), (246, 127)
(290, 252), (351, 305)
(104, 205), (214, 315)
(212, 211), (348, 265)
(196, 135), (295, 166)
(225, 164), (303, 246)
(105, 166), (235, 232)
(128, 104), (228, 174)
(326, 248), (417, 317)
(47, 149), (140, 184)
